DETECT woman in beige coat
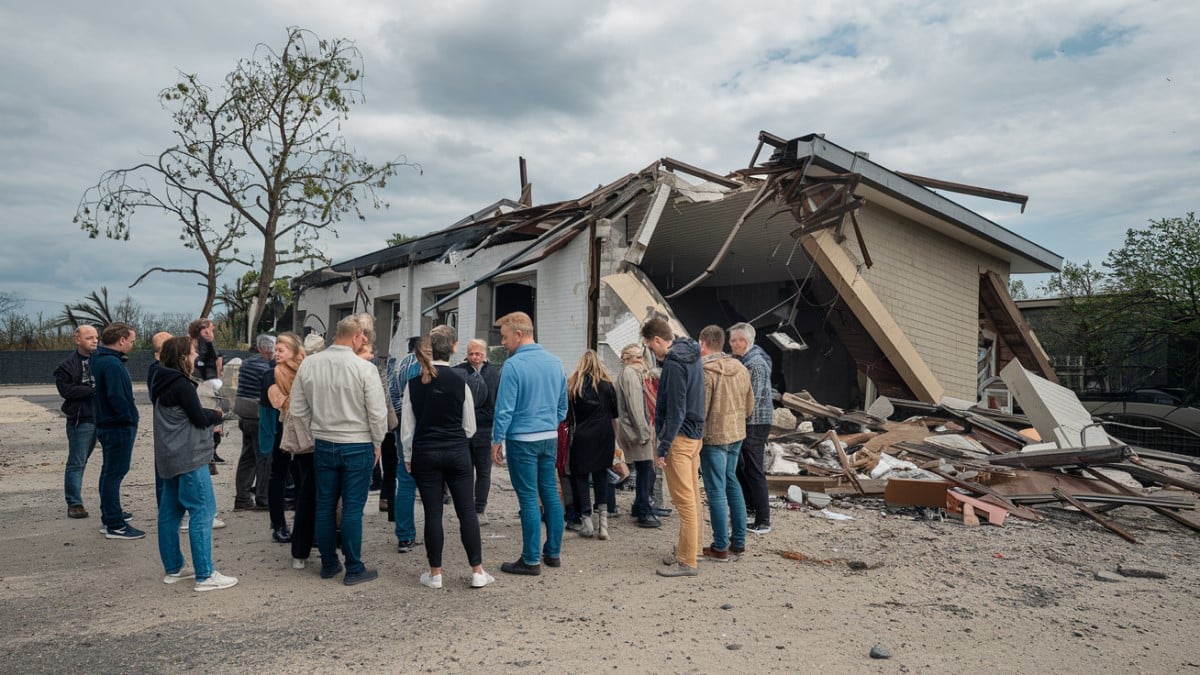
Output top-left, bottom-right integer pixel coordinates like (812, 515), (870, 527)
(614, 344), (660, 528)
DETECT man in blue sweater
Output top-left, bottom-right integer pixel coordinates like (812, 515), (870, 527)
(490, 312), (567, 576)
(641, 317), (705, 577)
(92, 322), (144, 540)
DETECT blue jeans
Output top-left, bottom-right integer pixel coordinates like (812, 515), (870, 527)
(393, 430), (417, 542)
(506, 438), (563, 565)
(158, 465), (217, 581)
(96, 426), (136, 529)
(700, 441), (747, 552)
(315, 439), (375, 576)
(64, 420), (97, 506)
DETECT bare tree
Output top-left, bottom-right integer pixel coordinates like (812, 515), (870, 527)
(73, 27), (417, 329)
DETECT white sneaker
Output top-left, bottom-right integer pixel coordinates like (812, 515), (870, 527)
(163, 564), (195, 584)
(419, 571), (443, 589)
(212, 517), (226, 530)
(470, 571), (495, 588)
(292, 558), (306, 570)
(194, 571), (238, 592)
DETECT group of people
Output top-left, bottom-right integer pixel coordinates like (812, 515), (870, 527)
(55, 308), (777, 588)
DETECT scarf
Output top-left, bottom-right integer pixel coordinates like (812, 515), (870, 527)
(270, 358), (300, 412)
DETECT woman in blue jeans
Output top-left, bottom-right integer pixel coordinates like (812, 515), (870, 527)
(151, 336), (238, 592)
(401, 331), (492, 590)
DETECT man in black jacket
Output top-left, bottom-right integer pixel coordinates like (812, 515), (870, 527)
(54, 325), (99, 519)
(455, 338), (501, 522)
(93, 322), (144, 540)
(234, 334), (275, 510)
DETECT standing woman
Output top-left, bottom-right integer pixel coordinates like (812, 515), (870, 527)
(566, 350), (619, 540)
(401, 332), (492, 589)
(615, 344), (660, 529)
(152, 336), (237, 591)
(266, 333), (306, 546)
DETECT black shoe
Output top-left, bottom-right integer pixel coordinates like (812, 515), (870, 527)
(565, 520), (583, 532)
(320, 563), (344, 579)
(396, 539), (417, 553)
(233, 503), (256, 511)
(272, 526), (293, 544)
(637, 515), (662, 529)
(500, 559), (542, 576)
(652, 507), (672, 518)
(344, 568), (379, 586)
(212, 454), (227, 464)
(543, 556), (562, 568)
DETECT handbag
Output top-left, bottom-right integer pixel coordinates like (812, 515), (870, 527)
(280, 410), (314, 454)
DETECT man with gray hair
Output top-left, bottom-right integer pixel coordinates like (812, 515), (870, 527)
(234, 334), (276, 510)
(291, 313), (389, 585)
(455, 338), (500, 521)
(728, 322), (773, 534)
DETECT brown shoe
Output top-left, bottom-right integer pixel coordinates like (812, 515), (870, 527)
(209, 462), (219, 476)
(702, 546), (730, 562)
(67, 504), (89, 519)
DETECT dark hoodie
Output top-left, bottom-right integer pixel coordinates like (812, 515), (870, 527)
(91, 345), (138, 429)
(653, 337), (705, 457)
(150, 367), (221, 479)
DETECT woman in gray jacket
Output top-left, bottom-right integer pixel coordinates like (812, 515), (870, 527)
(151, 336), (237, 592)
(614, 344), (660, 529)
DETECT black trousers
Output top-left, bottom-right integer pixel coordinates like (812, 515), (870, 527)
(381, 430), (397, 513)
(737, 424), (771, 525)
(290, 452), (316, 560)
(569, 467), (609, 517)
(411, 447), (481, 568)
(268, 442), (293, 531)
(632, 459), (654, 516)
(468, 432), (492, 514)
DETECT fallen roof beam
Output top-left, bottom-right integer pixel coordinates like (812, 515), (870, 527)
(895, 172), (1029, 213)
(987, 444), (1132, 469)
(801, 228), (945, 402)
(659, 157), (743, 190)
(1083, 467), (1200, 532)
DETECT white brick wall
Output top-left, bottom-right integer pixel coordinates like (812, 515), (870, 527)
(850, 204), (1008, 400)
(296, 232), (591, 368)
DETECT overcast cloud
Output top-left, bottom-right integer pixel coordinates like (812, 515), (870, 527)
(1, 1), (1196, 317)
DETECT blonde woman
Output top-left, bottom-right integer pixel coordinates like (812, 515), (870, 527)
(266, 333), (306, 550)
(615, 344), (661, 529)
(565, 350), (619, 540)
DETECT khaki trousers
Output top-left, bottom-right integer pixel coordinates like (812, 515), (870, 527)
(663, 436), (703, 568)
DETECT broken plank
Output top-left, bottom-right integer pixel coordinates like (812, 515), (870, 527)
(988, 445), (1131, 469)
(945, 491), (1009, 526)
(827, 430), (865, 495)
(962, 503), (980, 527)
(1083, 467), (1200, 533)
(1050, 487), (1139, 544)
(927, 467), (1045, 522)
(1103, 460), (1200, 495)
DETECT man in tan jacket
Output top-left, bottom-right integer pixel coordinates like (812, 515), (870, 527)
(697, 325), (755, 562)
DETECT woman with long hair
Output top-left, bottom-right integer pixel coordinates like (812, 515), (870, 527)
(152, 336), (237, 591)
(266, 333), (306, 550)
(565, 350), (619, 540)
(400, 330), (492, 589)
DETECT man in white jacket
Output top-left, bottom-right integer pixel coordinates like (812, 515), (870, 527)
(290, 313), (389, 586)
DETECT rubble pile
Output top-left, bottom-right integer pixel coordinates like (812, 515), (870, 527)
(764, 365), (1200, 542)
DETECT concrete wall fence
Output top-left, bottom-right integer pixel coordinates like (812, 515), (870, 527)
(0, 350), (254, 386)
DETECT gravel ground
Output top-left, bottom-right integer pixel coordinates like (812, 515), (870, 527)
(3, 389), (1200, 673)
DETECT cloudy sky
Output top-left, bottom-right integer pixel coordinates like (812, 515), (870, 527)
(2, 1), (1196, 318)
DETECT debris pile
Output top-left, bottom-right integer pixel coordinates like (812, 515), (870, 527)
(766, 363), (1200, 542)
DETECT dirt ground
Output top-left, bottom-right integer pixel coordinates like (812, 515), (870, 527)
(2, 386), (1200, 674)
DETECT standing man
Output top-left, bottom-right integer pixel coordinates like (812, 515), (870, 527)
(92, 322), (144, 540)
(729, 322), (773, 534)
(697, 325), (754, 562)
(55, 325), (99, 519)
(386, 335), (421, 552)
(234, 334), (275, 510)
(189, 318), (225, 464)
(490, 312), (567, 576)
(455, 338), (500, 524)
(290, 313), (388, 586)
(640, 317), (705, 577)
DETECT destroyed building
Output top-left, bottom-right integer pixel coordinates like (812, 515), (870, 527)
(292, 132), (1061, 409)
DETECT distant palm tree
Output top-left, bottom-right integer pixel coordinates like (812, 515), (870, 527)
(60, 287), (115, 328)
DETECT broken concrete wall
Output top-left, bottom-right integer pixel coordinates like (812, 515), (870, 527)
(846, 203), (1011, 401)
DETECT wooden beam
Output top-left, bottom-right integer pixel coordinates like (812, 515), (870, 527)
(801, 228), (945, 403)
(1083, 468), (1200, 533)
(980, 270), (1058, 383)
(1051, 487), (1139, 544)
